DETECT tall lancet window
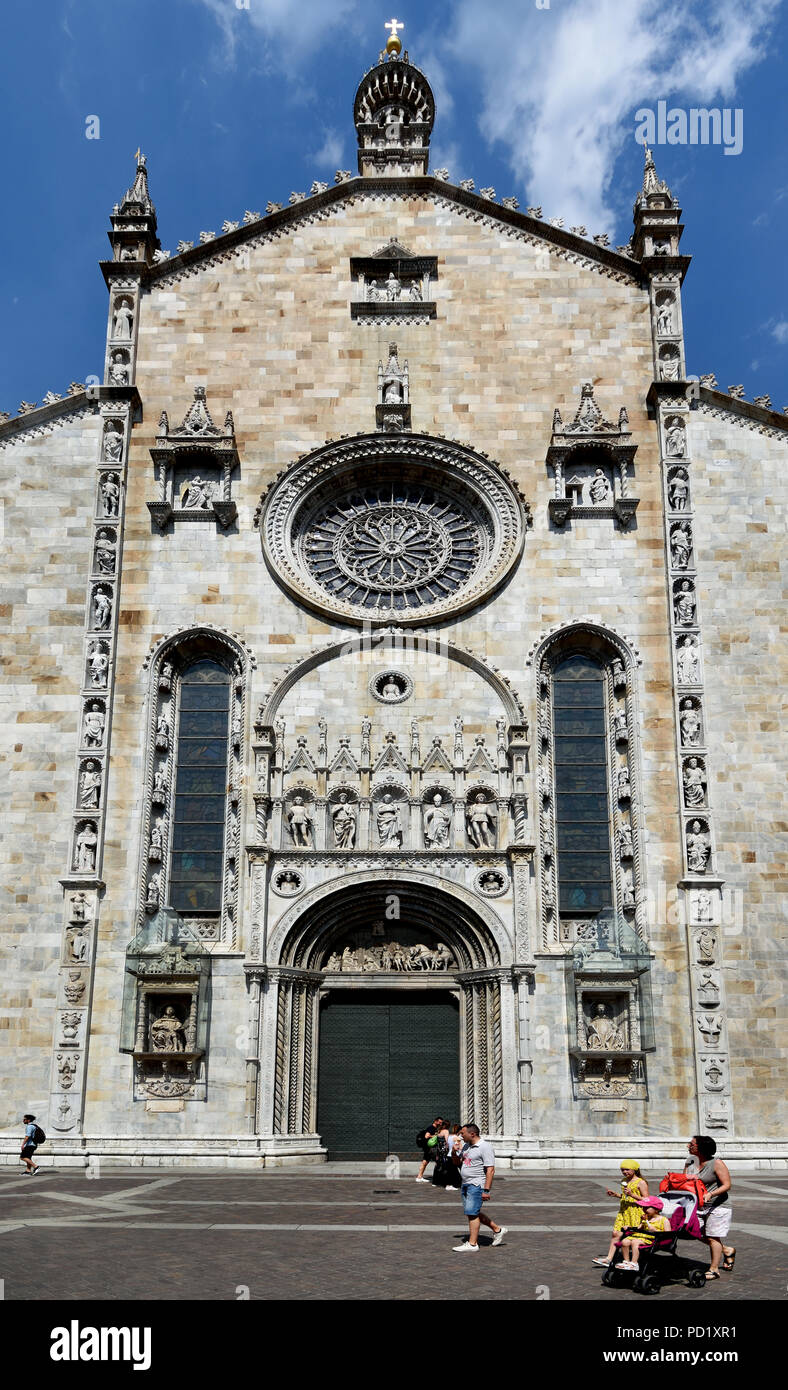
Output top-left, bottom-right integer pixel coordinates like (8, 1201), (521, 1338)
(553, 655), (613, 914)
(170, 660), (231, 913)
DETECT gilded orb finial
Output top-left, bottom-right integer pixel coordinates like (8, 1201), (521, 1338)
(384, 17), (404, 55)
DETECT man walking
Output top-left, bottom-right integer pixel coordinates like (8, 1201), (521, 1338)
(20, 1114), (40, 1175)
(451, 1123), (507, 1251)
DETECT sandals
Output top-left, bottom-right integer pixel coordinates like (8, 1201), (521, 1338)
(592, 1257), (611, 1267)
(705, 1270), (720, 1280)
(722, 1248), (736, 1270)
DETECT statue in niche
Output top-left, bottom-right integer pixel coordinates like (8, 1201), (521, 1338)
(74, 822), (98, 872)
(103, 423), (123, 462)
(656, 298), (674, 334)
(618, 822), (633, 858)
(83, 703), (105, 748)
(148, 820), (164, 860)
(621, 866), (635, 908)
(586, 1003), (625, 1050)
(695, 926), (716, 963)
(376, 793), (403, 847)
(159, 662), (173, 692)
(146, 873), (160, 911)
(466, 793), (497, 849)
(331, 794), (357, 849)
(156, 712), (170, 751)
(665, 417), (686, 457)
(617, 767), (631, 800)
(668, 469), (689, 510)
(385, 271), (402, 301)
(674, 581), (696, 625)
(614, 711), (628, 739)
(423, 793), (451, 847)
(687, 820), (711, 874)
(409, 279), (423, 301)
(660, 350), (679, 381)
(381, 673), (405, 698)
(181, 475), (214, 509)
(680, 700), (702, 746)
(589, 468), (612, 504)
(694, 888), (713, 922)
(79, 761), (102, 809)
(69, 929), (89, 962)
(671, 523), (692, 569)
(101, 474), (120, 516)
(94, 531), (117, 575)
(676, 635), (700, 685)
(152, 768), (168, 803)
(109, 352), (129, 385)
(683, 757), (706, 807)
(379, 343), (408, 404)
(88, 643), (108, 687)
(93, 589), (112, 629)
(366, 279), (382, 302)
(287, 796), (313, 847)
(149, 1005), (187, 1053)
(69, 893), (89, 922)
(112, 299), (134, 340)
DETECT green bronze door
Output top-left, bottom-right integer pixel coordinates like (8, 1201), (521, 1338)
(317, 990), (460, 1160)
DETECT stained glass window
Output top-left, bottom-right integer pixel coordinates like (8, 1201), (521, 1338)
(170, 660), (230, 913)
(553, 655), (613, 913)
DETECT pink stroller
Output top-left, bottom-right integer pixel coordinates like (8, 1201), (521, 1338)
(602, 1189), (707, 1295)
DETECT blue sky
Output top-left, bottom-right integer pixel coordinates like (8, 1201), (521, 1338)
(1, 0), (786, 411)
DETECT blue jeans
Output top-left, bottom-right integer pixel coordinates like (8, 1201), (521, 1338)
(462, 1183), (484, 1217)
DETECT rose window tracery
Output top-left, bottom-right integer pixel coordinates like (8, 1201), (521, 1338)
(303, 485), (482, 609)
(259, 434), (527, 626)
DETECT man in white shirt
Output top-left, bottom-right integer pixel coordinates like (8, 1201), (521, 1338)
(451, 1123), (508, 1251)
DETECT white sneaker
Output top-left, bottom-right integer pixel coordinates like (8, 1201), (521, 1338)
(452, 1241), (479, 1252)
(491, 1226), (507, 1246)
(415, 1177), (429, 1183)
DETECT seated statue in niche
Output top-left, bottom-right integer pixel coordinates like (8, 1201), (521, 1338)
(287, 796), (313, 848)
(588, 468), (612, 504)
(586, 1002), (625, 1050)
(331, 794), (357, 849)
(674, 581), (696, 626)
(376, 793), (403, 846)
(687, 819), (711, 874)
(423, 793), (451, 847)
(466, 793), (497, 849)
(149, 1004), (187, 1053)
(109, 352), (129, 385)
(181, 475), (214, 509)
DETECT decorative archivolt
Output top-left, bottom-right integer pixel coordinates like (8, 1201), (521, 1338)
(258, 630), (526, 724)
(268, 871), (507, 971)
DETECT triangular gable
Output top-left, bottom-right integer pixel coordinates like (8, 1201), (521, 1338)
(373, 743), (409, 775)
(329, 744), (359, 775)
(286, 743), (317, 775)
(466, 740), (496, 774)
(422, 739), (452, 773)
(373, 239), (415, 258)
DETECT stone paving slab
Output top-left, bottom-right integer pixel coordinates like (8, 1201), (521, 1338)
(0, 1169), (784, 1302)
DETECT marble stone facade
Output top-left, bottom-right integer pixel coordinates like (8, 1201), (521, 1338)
(1, 49), (786, 1168)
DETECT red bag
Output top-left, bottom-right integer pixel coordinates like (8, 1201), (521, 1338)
(659, 1172), (709, 1206)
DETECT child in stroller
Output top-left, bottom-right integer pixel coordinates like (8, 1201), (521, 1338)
(602, 1188), (707, 1294)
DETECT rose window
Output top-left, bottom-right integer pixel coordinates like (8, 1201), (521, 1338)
(259, 434), (527, 626)
(303, 486), (482, 609)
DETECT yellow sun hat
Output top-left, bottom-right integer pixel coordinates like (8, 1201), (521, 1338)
(620, 1159), (641, 1171)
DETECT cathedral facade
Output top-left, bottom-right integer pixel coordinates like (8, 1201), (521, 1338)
(1, 34), (786, 1167)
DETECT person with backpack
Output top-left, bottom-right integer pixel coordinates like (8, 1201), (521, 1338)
(414, 1115), (444, 1183)
(684, 1135), (735, 1279)
(20, 1114), (44, 1174)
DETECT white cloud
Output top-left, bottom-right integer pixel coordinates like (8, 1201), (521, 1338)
(311, 128), (345, 169)
(444, 0), (779, 233)
(773, 323), (788, 345)
(193, 0), (363, 64)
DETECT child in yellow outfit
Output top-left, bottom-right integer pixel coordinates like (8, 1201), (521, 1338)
(619, 1199), (671, 1269)
(592, 1160), (649, 1267)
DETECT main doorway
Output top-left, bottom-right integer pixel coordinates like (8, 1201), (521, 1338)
(317, 990), (461, 1160)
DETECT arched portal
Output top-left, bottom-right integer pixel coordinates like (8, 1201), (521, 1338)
(262, 879), (508, 1155)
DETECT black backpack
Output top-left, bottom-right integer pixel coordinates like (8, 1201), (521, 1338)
(33, 1125), (46, 1146)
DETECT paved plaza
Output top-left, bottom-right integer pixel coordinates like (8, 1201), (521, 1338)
(0, 1165), (784, 1301)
